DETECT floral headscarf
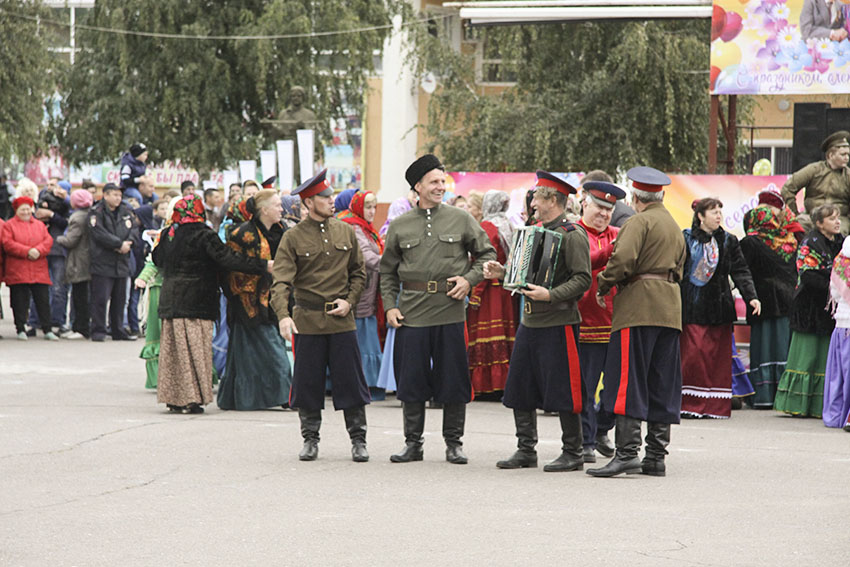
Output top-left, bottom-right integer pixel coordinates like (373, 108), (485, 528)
(342, 190), (384, 254)
(744, 205), (803, 262)
(227, 196), (252, 224)
(167, 195), (206, 240)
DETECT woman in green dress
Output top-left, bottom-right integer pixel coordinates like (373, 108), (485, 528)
(135, 258), (162, 389)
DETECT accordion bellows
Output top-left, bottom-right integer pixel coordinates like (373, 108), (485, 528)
(504, 226), (563, 291)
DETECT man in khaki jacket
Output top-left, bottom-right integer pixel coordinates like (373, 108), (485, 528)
(587, 166), (687, 478)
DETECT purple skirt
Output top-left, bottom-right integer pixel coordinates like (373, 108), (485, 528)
(823, 328), (850, 428)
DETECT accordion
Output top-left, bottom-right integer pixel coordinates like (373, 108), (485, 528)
(503, 226), (563, 291)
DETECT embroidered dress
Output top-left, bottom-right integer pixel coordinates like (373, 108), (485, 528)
(137, 259), (163, 389)
(822, 240), (850, 428)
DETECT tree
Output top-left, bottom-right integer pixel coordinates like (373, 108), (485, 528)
(0, 0), (61, 163)
(411, 20), (751, 174)
(55, 0), (402, 172)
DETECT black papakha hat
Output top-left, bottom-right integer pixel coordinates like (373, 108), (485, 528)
(405, 154), (444, 191)
(821, 131), (850, 153)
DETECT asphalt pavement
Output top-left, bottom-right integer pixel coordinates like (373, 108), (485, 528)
(0, 313), (848, 566)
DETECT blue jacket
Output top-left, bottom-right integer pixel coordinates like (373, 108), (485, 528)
(119, 152), (147, 194)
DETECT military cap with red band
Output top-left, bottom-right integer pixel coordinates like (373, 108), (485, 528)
(262, 176), (277, 189)
(627, 166), (671, 193)
(582, 180), (626, 209)
(535, 169), (577, 196)
(292, 168), (333, 199)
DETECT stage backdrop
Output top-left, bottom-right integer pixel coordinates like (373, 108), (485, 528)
(710, 0), (850, 95)
(445, 172), (794, 236)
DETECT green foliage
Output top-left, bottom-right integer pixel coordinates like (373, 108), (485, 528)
(0, 0), (60, 162)
(56, 0), (400, 171)
(411, 20), (752, 174)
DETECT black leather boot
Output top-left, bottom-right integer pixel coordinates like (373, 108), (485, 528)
(298, 409), (321, 461)
(496, 409), (538, 469)
(544, 412), (584, 472)
(344, 405), (369, 463)
(595, 432), (615, 458)
(641, 421), (670, 476)
(586, 415), (643, 477)
(443, 403), (468, 464)
(582, 446), (597, 463)
(390, 402), (425, 463)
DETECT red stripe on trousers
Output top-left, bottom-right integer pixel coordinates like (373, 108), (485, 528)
(614, 328), (630, 414)
(565, 326), (582, 413)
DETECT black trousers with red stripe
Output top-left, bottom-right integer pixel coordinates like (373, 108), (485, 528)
(393, 322), (472, 404)
(291, 332), (371, 411)
(601, 326), (682, 424)
(502, 323), (583, 413)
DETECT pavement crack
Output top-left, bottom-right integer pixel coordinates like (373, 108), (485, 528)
(0, 421), (167, 460)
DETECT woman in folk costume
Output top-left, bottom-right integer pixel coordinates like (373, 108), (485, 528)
(775, 203), (844, 417)
(153, 195), (270, 414)
(467, 190), (518, 398)
(135, 196), (182, 389)
(217, 190), (293, 410)
(680, 198), (760, 419)
(823, 237), (850, 430)
(340, 190), (386, 400)
(739, 189), (805, 408)
(280, 194), (301, 230)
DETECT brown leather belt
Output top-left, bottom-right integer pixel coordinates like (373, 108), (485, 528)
(295, 300), (338, 313)
(625, 271), (677, 285)
(523, 300), (573, 315)
(402, 280), (457, 294)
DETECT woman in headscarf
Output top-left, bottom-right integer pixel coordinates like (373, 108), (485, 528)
(153, 195), (271, 414)
(467, 190), (519, 398)
(217, 190), (293, 410)
(775, 203), (845, 417)
(823, 237), (850, 430)
(680, 198), (760, 419)
(340, 190), (385, 400)
(739, 189), (805, 408)
(135, 196), (181, 389)
(334, 188), (358, 221)
(281, 194), (301, 230)
(1, 196), (57, 340)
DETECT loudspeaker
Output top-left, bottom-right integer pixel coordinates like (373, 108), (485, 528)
(792, 103), (829, 171)
(827, 108), (850, 137)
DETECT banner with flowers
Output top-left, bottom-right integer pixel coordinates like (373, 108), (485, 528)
(710, 0), (850, 94)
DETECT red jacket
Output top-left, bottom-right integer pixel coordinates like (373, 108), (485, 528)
(578, 219), (618, 343)
(1, 216), (53, 285)
(0, 218), (4, 282)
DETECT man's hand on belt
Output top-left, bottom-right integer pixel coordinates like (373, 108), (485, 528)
(447, 276), (470, 300)
(326, 298), (351, 317)
(521, 283), (550, 302)
(279, 317), (298, 341)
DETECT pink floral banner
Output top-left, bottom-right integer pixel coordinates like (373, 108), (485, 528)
(710, 0), (850, 94)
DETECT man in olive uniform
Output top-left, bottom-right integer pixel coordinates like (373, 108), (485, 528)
(586, 166), (687, 478)
(781, 130), (850, 234)
(380, 154), (496, 465)
(484, 171), (592, 472)
(270, 169), (371, 463)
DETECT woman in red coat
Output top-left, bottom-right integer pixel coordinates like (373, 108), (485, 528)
(0, 196), (57, 340)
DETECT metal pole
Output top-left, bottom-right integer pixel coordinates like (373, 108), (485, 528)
(708, 95), (718, 174)
(726, 94), (737, 174)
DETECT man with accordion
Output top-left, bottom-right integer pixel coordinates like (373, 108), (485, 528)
(484, 170), (592, 473)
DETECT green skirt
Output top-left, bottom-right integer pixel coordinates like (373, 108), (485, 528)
(774, 331), (829, 417)
(139, 286), (161, 390)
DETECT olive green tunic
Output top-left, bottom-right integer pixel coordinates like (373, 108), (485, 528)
(521, 215), (592, 328)
(270, 216), (365, 335)
(597, 202), (686, 333)
(380, 204), (496, 327)
(781, 161), (850, 233)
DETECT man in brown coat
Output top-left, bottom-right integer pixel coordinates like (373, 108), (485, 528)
(586, 166), (687, 478)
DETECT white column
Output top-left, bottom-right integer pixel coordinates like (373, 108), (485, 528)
(379, 12), (420, 203)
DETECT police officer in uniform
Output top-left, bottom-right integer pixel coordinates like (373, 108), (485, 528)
(587, 166), (687, 478)
(270, 169), (371, 463)
(484, 171), (592, 472)
(380, 154), (496, 465)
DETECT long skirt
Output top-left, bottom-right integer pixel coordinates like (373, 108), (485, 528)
(139, 285), (161, 390)
(747, 317), (792, 408)
(157, 318), (215, 407)
(377, 326), (398, 392)
(217, 322), (292, 410)
(774, 331), (830, 417)
(680, 323), (733, 419)
(731, 337), (755, 398)
(356, 316), (384, 400)
(466, 284), (517, 394)
(211, 295), (229, 381)
(822, 328), (850, 427)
